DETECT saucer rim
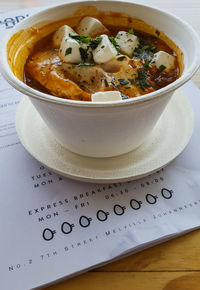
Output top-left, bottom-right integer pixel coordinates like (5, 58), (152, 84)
(16, 90), (194, 183)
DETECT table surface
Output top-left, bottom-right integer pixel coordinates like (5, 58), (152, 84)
(1, 1), (200, 289)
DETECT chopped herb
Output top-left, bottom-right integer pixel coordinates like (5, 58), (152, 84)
(116, 33), (121, 39)
(159, 65), (166, 71)
(125, 86), (131, 89)
(104, 79), (109, 87)
(69, 33), (91, 44)
(118, 79), (129, 86)
(142, 62), (149, 70)
(90, 36), (102, 49)
(137, 69), (150, 91)
(65, 47), (72, 56)
(111, 77), (116, 87)
(133, 46), (154, 61)
(142, 45), (149, 50)
(155, 30), (160, 36)
(109, 36), (120, 52)
(133, 44), (156, 59)
(77, 82), (86, 88)
(128, 28), (134, 34)
(78, 62), (95, 67)
(121, 93), (129, 100)
(150, 46), (156, 51)
(142, 45), (156, 51)
(79, 47), (88, 62)
(117, 56), (126, 61)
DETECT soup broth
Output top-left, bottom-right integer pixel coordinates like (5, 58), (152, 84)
(24, 16), (180, 101)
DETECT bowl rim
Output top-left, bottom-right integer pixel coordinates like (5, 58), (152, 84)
(1, 0), (200, 108)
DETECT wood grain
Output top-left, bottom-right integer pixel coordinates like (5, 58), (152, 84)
(45, 230), (200, 289)
(46, 272), (200, 290)
(99, 230), (200, 271)
(1, 1), (200, 289)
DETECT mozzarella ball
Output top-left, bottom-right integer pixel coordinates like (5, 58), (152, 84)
(76, 17), (108, 37)
(115, 31), (139, 57)
(59, 38), (82, 63)
(151, 51), (175, 71)
(53, 25), (76, 48)
(93, 35), (117, 64)
(91, 91), (122, 102)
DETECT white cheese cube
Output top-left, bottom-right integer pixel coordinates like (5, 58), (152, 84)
(76, 17), (108, 37)
(151, 51), (175, 71)
(91, 91), (122, 102)
(93, 35), (117, 64)
(115, 31), (139, 57)
(53, 25), (75, 48)
(59, 38), (92, 64)
(59, 38), (82, 63)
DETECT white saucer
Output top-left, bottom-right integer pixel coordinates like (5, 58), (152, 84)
(16, 90), (194, 183)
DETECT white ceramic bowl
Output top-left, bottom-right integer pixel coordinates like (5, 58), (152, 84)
(1, 1), (200, 157)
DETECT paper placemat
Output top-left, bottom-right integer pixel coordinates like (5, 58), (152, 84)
(1, 8), (200, 290)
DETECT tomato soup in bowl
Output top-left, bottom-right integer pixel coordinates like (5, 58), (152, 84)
(1, 1), (200, 157)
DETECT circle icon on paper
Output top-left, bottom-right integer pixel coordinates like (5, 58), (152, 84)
(161, 188), (173, 199)
(130, 199), (142, 210)
(42, 228), (56, 241)
(79, 216), (92, 227)
(145, 194), (158, 204)
(96, 210), (109, 222)
(113, 204), (126, 216)
(61, 222), (74, 234)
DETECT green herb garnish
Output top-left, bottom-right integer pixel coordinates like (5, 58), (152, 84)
(69, 33), (103, 50)
(116, 33), (121, 39)
(133, 43), (157, 60)
(159, 65), (166, 71)
(142, 62), (149, 70)
(65, 47), (72, 56)
(90, 36), (102, 49)
(118, 79), (129, 86)
(133, 46), (154, 61)
(117, 56), (126, 61)
(76, 82), (86, 88)
(128, 28), (134, 34)
(137, 69), (150, 91)
(142, 45), (149, 50)
(104, 79), (109, 87)
(150, 46), (156, 51)
(141, 45), (156, 51)
(155, 30), (160, 36)
(79, 47), (88, 62)
(111, 77), (116, 87)
(69, 33), (91, 44)
(109, 36), (120, 52)
(121, 93), (129, 100)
